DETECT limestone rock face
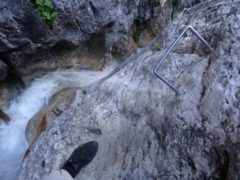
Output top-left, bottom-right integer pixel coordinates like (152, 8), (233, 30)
(0, 0), (173, 80)
(175, 0), (207, 9)
(20, 1), (240, 179)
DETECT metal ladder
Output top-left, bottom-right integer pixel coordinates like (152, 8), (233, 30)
(153, 26), (213, 94)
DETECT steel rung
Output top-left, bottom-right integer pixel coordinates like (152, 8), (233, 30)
(153, 26), (213, 94)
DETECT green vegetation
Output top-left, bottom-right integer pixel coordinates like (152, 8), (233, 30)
(154, 42), (162, 51)
(33, 0), (57, 26)
(132, 29), (142, 43)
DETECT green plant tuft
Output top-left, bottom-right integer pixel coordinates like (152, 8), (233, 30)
(33, 0), (57, 26)
(154, 42), (162, 51)
(132, 29), (142, 43)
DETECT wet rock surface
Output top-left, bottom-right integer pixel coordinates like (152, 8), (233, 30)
(0, 80), (23, 111)
(0, 109), (10, 122)
(20, 1), (240, 179)
(25, 88), (77, 146)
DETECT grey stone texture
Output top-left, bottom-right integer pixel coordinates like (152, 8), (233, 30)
(20, 1), (240, 179)
(0, 0), (172, 80)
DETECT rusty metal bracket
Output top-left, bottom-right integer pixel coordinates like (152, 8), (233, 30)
(153, 26), (213, 94)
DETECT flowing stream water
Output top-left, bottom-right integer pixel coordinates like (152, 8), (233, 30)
(0, 62), (117, 180)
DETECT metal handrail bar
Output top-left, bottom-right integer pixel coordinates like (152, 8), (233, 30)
(153, 26), (213, 94)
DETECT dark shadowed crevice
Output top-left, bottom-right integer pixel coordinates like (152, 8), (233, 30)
(209, 147), (229, 179)
(86, 33), (106, 58)
(88, 1), (99, 16)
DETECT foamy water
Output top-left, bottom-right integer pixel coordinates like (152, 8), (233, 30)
(0, 62), (117, 180)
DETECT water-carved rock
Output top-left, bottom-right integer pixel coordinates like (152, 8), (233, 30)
(20, 1), (240, 179)
(25, 88), (77, 146)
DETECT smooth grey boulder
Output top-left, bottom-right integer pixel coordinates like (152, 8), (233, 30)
(20, 1), (240, 179)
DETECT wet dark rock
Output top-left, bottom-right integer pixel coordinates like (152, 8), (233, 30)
(0, 109), (10, 122)
(0, 60), (7, 80)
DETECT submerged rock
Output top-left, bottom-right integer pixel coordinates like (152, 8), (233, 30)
(0, 80), (23, 111)
(20, 1), (240, 179)
(0, 109), (10, 122)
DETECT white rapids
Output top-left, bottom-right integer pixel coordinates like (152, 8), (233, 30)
(0, 62), (117, 180)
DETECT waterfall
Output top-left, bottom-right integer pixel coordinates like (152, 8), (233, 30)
(0, 62), (117, 180)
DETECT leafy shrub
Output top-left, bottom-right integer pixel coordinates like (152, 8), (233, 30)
(33, 0), (57, 26)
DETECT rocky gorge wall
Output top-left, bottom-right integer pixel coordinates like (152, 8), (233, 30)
(0, 0), (207, 120)
(0, 0), (176, 112)
(19, 0), (240, 179)
(0, 0), (209, 82)
(0, 0), (166, 81)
